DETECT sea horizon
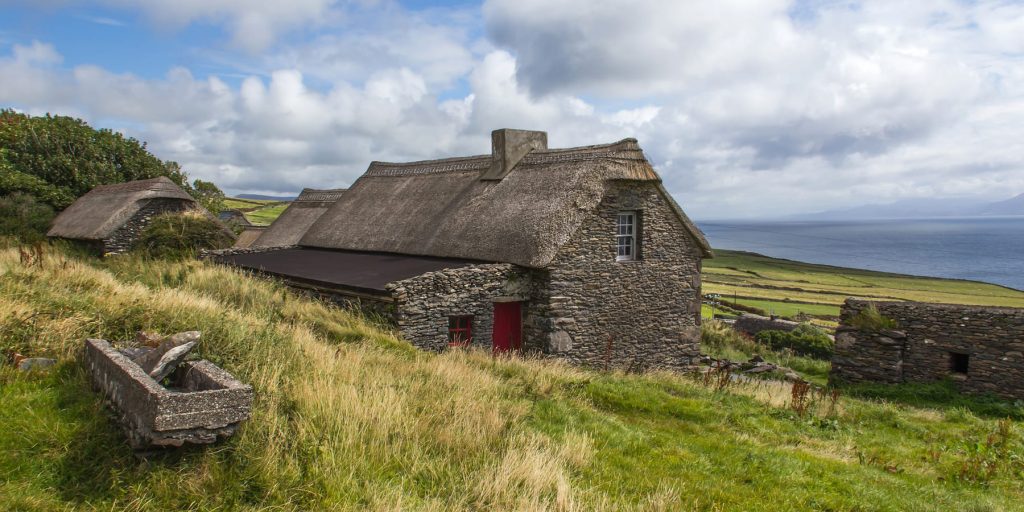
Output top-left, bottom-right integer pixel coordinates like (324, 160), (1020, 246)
(695, 216), (1024, 292)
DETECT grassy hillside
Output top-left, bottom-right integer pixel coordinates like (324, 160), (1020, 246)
(2, 244), (1023, 510)
(703, 250), (1024, 322)
(222, 197), (290, 226)
(222, 197), (278, 210)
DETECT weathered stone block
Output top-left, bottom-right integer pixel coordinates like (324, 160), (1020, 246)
(84, 339), (253, 451)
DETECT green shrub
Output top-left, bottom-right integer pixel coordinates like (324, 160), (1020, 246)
(133, 212), (233, 258)
(0, 193), (55, 242)
(755, 324), (834, 359)
(0, 110), (193, 209)
(701, 320), (755, 351)
(848, 303), (898, 332)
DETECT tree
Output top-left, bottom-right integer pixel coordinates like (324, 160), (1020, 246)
(192, 179), (226, 214)
(0, 110), (194, 209)
(0, 192), (55, 242)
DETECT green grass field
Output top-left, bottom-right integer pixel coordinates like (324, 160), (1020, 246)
(704, 250), (1024, 321)
(222, 197), (279, 210)
(243, 202), (290, 226)
(2, 244), (1023, 510)
(222, 197), (291, 226)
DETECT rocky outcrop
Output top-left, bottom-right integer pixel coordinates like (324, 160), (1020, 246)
(732, 314), (799, 337)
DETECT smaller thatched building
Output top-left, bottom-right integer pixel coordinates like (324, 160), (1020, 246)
(218, 209), (253, 229)
(48, 176), (226, 255)
(250, 188), (346, 248)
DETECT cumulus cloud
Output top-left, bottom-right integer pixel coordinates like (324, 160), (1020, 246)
(1, 0), (1022, 218)
(483, 0), (1024, 217)
(93, 0), (340, 51)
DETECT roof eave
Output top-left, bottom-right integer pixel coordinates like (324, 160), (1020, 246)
(654, 183), (714, 259)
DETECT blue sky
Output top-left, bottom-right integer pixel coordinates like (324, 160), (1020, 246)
(1, 0), (1022, 218)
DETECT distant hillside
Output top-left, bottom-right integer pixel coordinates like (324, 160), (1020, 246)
(974, 193), (1024, 216)
(237, 193), (297, 201)
(702, 249), (1024, 324)
(799, 193), (1024, 220)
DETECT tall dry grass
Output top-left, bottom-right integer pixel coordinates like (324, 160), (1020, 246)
(0, 247), (594, 510)
(4, 245), (1021, 511)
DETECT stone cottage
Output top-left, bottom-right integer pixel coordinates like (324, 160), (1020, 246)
(48, 176), (231, 255)
(250, 188), (346, 248)
(832, 298), (1024, 400)
(214, 129), (713, 370)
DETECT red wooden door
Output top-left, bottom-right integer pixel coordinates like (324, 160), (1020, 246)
(492, 302), (522, 353)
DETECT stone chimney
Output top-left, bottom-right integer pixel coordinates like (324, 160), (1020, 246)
(480, 128), (548, 181)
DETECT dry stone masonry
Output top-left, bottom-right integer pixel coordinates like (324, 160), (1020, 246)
(831, 298), (1024, 400)
(102, 198), (193, 254)
(732, 314), (800, 337)
(538, 182), (704, 371)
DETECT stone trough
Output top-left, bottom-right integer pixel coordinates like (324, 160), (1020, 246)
(84, 338), (253, 450)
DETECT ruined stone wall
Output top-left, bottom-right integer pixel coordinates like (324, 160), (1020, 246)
(387, 264), (539, 352)
(732, 314), (800, 337)
(832, 299), (1024, 400)
(103, 198), (194, 254)
(540, 181), (704, 371)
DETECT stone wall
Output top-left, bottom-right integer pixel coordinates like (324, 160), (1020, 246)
(832, 299), (1024, 400)
(387, 264), (538, 352)
(540, 181), (704, 371)
(732, 314), (799, 337)
(103, 198), (194, 254)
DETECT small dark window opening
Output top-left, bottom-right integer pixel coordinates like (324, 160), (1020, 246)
(448, 316), (473, 347)
(949, 352), (969, 374)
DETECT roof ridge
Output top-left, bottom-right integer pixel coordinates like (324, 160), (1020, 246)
(90, 176), (177, 192)
(364, 138), (646, 178)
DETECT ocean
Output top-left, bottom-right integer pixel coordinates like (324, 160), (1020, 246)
(696, 217), (1024, 291)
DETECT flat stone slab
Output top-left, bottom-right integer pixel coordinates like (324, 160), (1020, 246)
(17, 358), (57, 371)
(85, 338), (252, 450)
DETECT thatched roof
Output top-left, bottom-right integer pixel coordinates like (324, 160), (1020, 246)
(233, 227), (267, 248)
(300, 132), (712, 268)
(218, 209), (253, 227)
(251, 188), (346, 248)
(47, 177), (196, 241)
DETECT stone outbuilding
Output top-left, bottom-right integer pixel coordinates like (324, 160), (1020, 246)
(214, 129), (712, 371)
(48, 176), (230, 255)
(832, 298), (1024, 400)
(250, 188), (346, 248)
(218, 209), (253, 229)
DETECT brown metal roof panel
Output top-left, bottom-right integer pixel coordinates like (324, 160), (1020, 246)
(215, 248), (480, 293)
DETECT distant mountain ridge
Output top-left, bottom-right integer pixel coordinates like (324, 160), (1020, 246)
(237, 193), (298, 201)
(976, 193), (1024, 216)
(798, 193), (1024, 220)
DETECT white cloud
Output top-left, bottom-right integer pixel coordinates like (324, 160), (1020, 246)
(1, 1), (1023, 218)
(96, 0), (340, 51)
(481, 0), (1024, 217)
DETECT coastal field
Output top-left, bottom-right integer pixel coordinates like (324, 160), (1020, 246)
(2, 243), (1022, 510)
(223, 197), (291, 226)
(703, 250), (1024, 321)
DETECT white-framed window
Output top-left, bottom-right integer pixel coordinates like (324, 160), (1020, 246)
(616, 211), (637, 261)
